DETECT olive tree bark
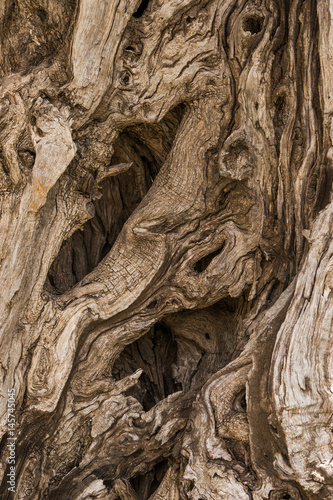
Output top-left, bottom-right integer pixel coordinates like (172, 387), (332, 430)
(0, 0), (332, 498)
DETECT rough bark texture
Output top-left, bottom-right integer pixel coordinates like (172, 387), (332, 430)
(0, 0), (332, 498)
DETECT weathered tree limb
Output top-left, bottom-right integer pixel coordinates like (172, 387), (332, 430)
(271, 203), (333, 498)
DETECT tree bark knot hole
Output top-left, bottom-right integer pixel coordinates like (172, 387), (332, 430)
(194, 244), (225, 273)
(133, 0), (150, 19)
(242, 14), (264, 35)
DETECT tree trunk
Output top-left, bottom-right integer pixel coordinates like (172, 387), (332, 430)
(0, 0), (332, 498)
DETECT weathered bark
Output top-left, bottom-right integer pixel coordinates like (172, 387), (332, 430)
(0, 0), (332, 498)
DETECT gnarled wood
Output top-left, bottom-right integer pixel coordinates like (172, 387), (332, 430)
(0, 0), (332, 498)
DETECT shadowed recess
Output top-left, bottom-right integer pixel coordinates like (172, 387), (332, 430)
(48, 105), (185, 293)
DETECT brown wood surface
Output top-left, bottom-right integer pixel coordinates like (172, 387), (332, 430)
(0, 0), (332, 498)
